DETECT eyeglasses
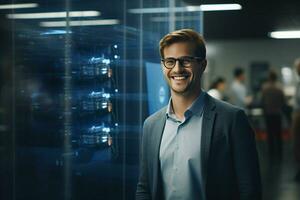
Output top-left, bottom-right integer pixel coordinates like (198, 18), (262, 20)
(161, 56), (202, 69)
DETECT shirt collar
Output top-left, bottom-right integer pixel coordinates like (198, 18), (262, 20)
(166, 90), (206, 120)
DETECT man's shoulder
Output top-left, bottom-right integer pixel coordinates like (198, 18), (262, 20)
(206, 95), (249, 128)
(207, 94), (243, 114)
(144, 106), (167, 127)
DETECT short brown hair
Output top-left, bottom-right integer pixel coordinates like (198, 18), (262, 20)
(159, 29), (206, 59)
(268, 70), (277, 82)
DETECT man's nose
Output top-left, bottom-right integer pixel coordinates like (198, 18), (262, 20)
(172, 60), (185, 72)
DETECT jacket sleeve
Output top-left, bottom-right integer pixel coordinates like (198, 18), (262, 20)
(136, 120), (151, 200)
(231, 110), (262, 200)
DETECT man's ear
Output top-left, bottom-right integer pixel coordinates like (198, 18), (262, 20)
(201, 59), (207, 73)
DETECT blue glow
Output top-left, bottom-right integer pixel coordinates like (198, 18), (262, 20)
(89, 57), (111, 65)
(102, 59), (110, 64)
(40, 30), (72, 35)
(89, 91), (111, 99)
(88, 124), (112, 134)
(102, 93), (110, 99)
(101, 67), (108, 74)
(102, 138), (108, 143)
(113, 44), (118, 49)
(89, 91), (101, 98)
(102, 136), (108, 140)
(102, 127), (110, 133)
(101, 102), (108, 108)
(90, 57), (100, 63)
(89, 125), (101, 133)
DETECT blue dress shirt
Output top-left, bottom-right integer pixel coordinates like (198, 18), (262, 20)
(159, 91), (206, 200)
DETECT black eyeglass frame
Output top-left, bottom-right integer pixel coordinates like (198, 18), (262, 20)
(161, 56), (203, 69)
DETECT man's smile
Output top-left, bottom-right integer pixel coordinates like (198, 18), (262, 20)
(170, 74), (190, 80)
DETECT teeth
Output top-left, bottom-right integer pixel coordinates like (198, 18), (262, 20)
(174, 76), (186, 80)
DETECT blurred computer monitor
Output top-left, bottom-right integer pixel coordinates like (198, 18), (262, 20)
(145, 62), (169, 115)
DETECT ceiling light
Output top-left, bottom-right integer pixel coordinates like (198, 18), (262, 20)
(40, 19), (120, 27)
(269, 30), (300, 39)
(128, 7), (170, 14)
(128, 4), (242, 14)
(7, 11), (100, 19)
(0, 3), (38, 9)
(186, 6), (201, 12)
(199, 4), (242, 11)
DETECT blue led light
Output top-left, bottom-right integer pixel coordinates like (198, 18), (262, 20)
(102, 127), (110, 133)
(40, 30), (72, 35)
(88, 124), (112, 134)
(101, 102), (108, 108)
(102, 93), (111, 99)
(102, 59), (110, 64)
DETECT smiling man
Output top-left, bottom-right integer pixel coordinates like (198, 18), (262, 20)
(136, 29), (261, 200)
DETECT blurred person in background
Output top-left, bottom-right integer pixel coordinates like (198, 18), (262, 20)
(261, 70), (286, 159)
(230, 68), (252, 109)
(293, 58), (300, 181)
(207, 77), (227, 101)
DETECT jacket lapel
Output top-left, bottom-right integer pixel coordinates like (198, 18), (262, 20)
(201, 94), (216, 186)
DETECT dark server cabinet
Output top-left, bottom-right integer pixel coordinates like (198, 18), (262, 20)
(12, 28), (126, 199)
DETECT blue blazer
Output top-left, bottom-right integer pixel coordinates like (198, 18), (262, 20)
(136, 94), (262, 200)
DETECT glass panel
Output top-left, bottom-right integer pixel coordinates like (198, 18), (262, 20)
(0, 0), (203, 199)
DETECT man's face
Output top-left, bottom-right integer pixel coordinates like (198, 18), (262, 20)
(238, 74), (246, 82)
(162, 42), (206, 96)
(218, 82), (226, 92)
